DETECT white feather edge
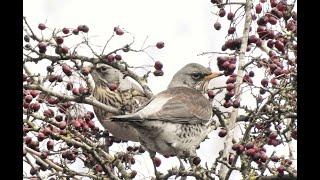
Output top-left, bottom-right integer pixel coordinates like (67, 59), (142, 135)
(138, 96), (173, 118)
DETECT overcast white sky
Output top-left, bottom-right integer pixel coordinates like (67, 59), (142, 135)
(23, 1), (296, 179)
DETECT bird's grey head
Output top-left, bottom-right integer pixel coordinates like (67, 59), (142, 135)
(168, 63), (221, 91)
(90, 64), (122, 87)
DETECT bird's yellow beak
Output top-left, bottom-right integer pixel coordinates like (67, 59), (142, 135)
(204, 71), (223, 80)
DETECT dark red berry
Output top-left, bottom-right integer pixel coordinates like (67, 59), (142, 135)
(72, 29), (79, 35)
(261, 78), (269, 87)
(61, 46), (69, 54)
(30, 103), (41, 112)
(38, 23), (46, 30)
(72, 88), (80, 95)
(55, 36), (64, 45)
(107, 54), (115, 62)
(62, 28), (70, 34)
(192, 156), (201, 165)
(156, 41), (165, 49)
(154, 61), (163, 70)
(153, 70), (164, 76)
(214, 22), (221, 30)
(269, 132), (278, 139)
(228, 27), (236, 34)
(233, 100), (240, 108)
(256, 4), (262, 14)
(207, 90), (215, 99)
(62, 64), (72, 76)
(114, 27), (124, 35)
(153, 157), (161, 167)
(218, 128), (227, 137)
(227, 12), (234, 20)
(58, 121), (67, 130)
(77, 25), (89, 33)
(219, 8), (226, 17)
(249, 71), (254, 77)
(115, 54), (122, 61)
(270, 155), (279, 162)
(226, 83), (235, 91)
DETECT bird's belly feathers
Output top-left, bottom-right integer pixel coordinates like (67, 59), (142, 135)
(138, 121), (211, 157)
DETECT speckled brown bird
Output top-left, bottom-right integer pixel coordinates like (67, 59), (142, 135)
(91, 63), (148, 142)
(111, 63), (221, 157)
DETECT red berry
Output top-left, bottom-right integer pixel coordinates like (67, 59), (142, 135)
(268, 16), (278, 25)
(218, 128), (227, 137)
(219, 8), (226, 17)
(38, 42), (47, 50)
(270, 155), (279, 162)
(114, 27), (124, 35)
(226, 83), (235, 91)
(228, 27), (236, 34)
(232, 144), (240, 151)
(30, 103), (41, 112)
(43, 109), (54, 118)
(255, 4), (262, 14)
(154, 61), (163, 70)
(248, 71), (254, 77)
(62, 28), (70, 34)
(269, 132), (278, 139)
(214, 22), (221, 30)
(66, 82), (73, 91)
(232, 100), (240, 108)
(271, 78), (278, 86)
(55, 36), (64, 45)
(37, 132), (45, 141)
(270, 0), (278, 7)
(72, 29), (79, 35)
(38, 23), (46, 30)
(47, 140), (54, 150)
(62, 64), (72, 76)
(255, 38), (262, 47)
(55, 115), (63, 122)
(277, 165), (285, 173)
(226, 76), (236, 84)
(245, 142), (254, 149)
(156, 41), (165, 49)
(25, 95), (33, 103)
(227, 12), (234, 20)
(153, 157), (161, 167)
(77, 25), (89, 33)
(261, 78), (269, 87)
(59, 121), (67, 130)
(153, 70), (164, 76)
(207, 90), (215, 99)
(115, 54), (122, 61)
(72, 88), (80, 95)
(107, 54), (115, 62)
(192, 157), (201, 165)
(61, 46), (69, 54)
(248, 35), (258, 44)
(275, 40), (284, 52)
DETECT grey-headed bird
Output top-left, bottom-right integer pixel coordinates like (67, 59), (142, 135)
(111, 63), (222, 158)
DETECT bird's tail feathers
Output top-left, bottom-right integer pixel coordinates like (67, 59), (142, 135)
(110, 114), (142, 122)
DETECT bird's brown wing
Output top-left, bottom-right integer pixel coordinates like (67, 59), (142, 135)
(147, 87), (212, 124)
(112, 87), (213, 124)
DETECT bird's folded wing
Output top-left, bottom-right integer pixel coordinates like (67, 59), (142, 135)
(116, 87), (213, 124)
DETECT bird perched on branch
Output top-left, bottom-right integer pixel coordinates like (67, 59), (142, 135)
(90, 63), (149, 142)
(111, 63), (222, 158)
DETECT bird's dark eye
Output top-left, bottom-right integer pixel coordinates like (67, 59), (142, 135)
(191, 72), (204, 80)
(100, 66), (108, 72)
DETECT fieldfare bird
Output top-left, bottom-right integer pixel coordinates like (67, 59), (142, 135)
(91, 63), (149, 142)
(111, 63), (222, 157)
